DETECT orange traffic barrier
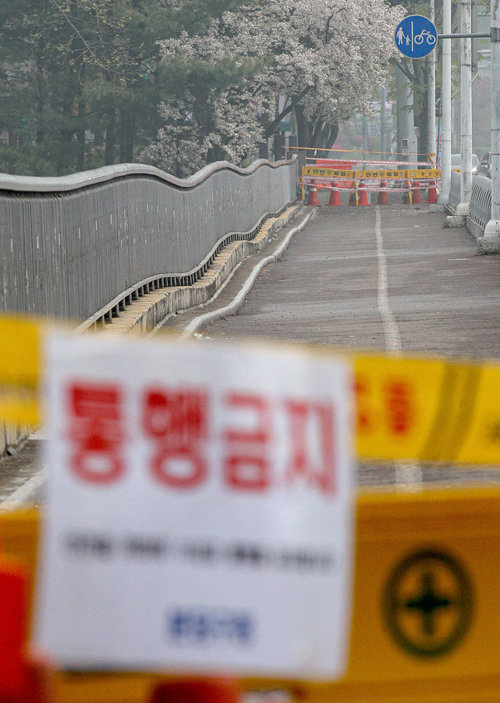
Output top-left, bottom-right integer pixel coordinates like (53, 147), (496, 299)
(328, 182), (342, 206)
(426, 178), (438, 204)
(306, 184), (319, 206)
(0, 557), (28, 701)
(377, 180), (388, 205)
(412, 180), (422, 204)
(358, 180), (370, 206)
(150, 679), (240, 703)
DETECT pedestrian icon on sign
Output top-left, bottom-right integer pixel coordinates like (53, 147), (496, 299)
(395, 15), (438, 59)
(396, 26), (407, 46)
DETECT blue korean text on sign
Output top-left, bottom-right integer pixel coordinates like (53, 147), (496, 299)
(395, 15), (437, 59)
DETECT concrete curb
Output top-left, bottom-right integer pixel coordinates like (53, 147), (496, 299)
(179, 209), (314, 338)
(0, 468), (46, 512)
(101, 203), (304, 335)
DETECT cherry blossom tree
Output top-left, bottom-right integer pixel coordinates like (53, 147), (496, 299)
(145, 0), (405, 176)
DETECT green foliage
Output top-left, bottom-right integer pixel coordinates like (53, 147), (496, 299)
(0, 0), (245, 175)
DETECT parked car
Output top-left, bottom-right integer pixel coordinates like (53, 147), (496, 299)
(477, 152), (491, 178)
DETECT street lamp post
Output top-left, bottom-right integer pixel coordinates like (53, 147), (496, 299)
(483, 0), (500, 248)
(428, 0), (437, 164)
(438, 0), (452, 204)
(455, 0), (473, 216)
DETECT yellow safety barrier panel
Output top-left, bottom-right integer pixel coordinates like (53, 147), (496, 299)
(3, 314), (500, 465)
(5, 489), (500, 703)
(302, 166), (442, 180)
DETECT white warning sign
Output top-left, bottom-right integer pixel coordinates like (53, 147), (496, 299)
(35, 333), (354, 680)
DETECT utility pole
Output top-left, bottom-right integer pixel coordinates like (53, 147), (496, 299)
(396, 65), (413, 163)
(456, 0), (473, 215)
(439, 0), (452, 204)
(427, 0), (437, 163)
(484, 0), (500, 245)
(381, 86), (387, 158)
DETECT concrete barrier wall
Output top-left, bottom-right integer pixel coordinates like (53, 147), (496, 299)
(0, 158), (297, 322)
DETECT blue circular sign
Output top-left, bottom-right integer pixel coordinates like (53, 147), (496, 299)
(395, 15), (438, 59)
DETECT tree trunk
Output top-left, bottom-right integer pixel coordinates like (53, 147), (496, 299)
(119, 108), (136, 162)
(295, 106), (311, 148)
(105, 109), (116, 165)
(35, 57), (45, 144)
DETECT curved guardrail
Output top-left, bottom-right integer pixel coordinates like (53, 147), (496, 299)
(0, 158), (297, 324)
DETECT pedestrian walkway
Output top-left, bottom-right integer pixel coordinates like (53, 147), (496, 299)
(197, 205), (500, 359)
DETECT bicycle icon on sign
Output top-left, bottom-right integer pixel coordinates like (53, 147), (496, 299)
(414, 29), (436, 45)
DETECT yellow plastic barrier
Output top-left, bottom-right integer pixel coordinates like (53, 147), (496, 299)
(302, 166), (442, 180)
(5, 488), (500, 703)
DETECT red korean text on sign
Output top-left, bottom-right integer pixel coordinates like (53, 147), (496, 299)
(223, 393), (272, 492)
(384, 379), (414, 436)
(285, 400), (336, 495)
(66, 383), (337, 496)
(143, 388), (209, 488)
(68, 383), (125, 484)
(354, 377), (372, 434)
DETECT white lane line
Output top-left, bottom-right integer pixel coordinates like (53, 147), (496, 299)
(375, 206), (422, 490)
(375, 206), (401, 355)
(179, 211), (314, 339)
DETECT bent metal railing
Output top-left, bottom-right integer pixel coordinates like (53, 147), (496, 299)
(447, 171), (491, 235)
(446, 169), (461, 213)
(0, 158), (297, 327)
(469, 174), (492, 231)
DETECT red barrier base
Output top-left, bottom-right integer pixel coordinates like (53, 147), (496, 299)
(377, 180), (388, 205)
(307, 185), (319, 206)
(412, 181), (422, 204)
(426, 179), (438, 204)
(358, 181), (370, 206)
(150, 679), (240, 703)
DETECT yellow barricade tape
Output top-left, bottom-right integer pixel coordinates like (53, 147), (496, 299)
(302, 166), (441, 180)
(354, 354), (488, 464)
(1, 315), (500, 466)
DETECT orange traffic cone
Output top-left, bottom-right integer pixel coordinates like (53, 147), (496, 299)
(412, 180), (421, 204)
(426, 179), (438, 204)
(328, 181), (342, 206)
(377, 180), (388, 205)
(307, 184), (319, 206)
(358, 180), (370, 206)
